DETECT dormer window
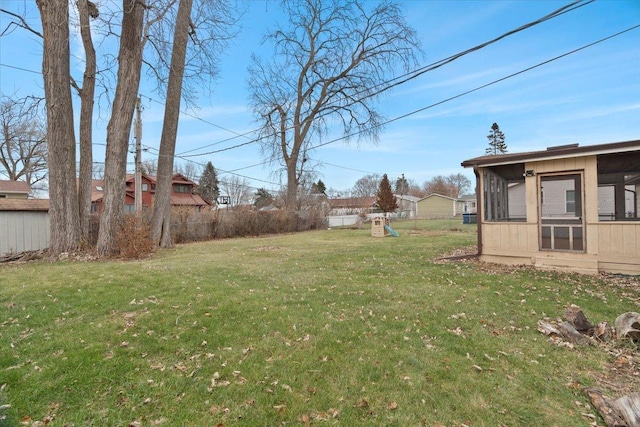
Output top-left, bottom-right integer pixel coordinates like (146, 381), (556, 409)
(173, 184), (191, 194)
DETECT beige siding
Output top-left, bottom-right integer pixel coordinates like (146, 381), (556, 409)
(417, 196), (455, 218)
(477, 154), (640, 274)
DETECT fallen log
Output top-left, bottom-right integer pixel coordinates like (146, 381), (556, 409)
(537, 320), (561, 336)
(584, 387), (627, 427)
(613, 393), (640, 427)
(557, 321), (593, 345)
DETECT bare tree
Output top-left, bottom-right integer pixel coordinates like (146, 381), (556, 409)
(352, 174), (381, 198)
(0, 95), (48, 190)
(151, 0), (194, 248)
(148, 0), (238, 247)
(96, 0), (145, 256)
(220, 175), (252, 208)
(248, 0), (421, 210)
(422, 174), (471, 198)
(36, 0), (81, 253)
(446, 173), (472, 197)
(174, 161), (200, 182)
(74, 0), (98, 240)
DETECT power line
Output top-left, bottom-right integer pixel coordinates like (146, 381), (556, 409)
(306, 24), (640, 153)
(1, 0), (597, 161)
(175, 0), (595, 158)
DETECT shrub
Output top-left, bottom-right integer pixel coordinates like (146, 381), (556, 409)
(113, 214), (154, 259)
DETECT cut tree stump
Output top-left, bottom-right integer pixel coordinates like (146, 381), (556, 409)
(565, 304), (593, 332)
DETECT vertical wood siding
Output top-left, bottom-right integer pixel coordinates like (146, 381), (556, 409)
(0, 211), (50, 256)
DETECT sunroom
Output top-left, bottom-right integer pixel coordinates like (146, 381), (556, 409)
(461, 139), (640, 275)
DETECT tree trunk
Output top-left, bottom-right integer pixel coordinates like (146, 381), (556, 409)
(151, 0), (194, 248)
(285, 154), (298, 210)
(96, 0), (145, 256)
(36, 0), (81, 254)
(77, 0), (97, 242)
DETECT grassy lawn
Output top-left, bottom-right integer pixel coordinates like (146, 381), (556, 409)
(1, 219), (638, 426)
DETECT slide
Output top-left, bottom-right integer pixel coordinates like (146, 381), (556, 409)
(384, 225), (399, 237)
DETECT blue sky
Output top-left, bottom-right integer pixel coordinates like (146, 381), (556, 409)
(1, 0), (639, 196)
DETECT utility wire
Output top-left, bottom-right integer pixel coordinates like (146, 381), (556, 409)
(139, 24), (640, 187)
(176, 0), (594, 157)
(307, 24), (640, 152)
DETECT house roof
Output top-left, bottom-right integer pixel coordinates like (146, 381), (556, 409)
(0, 199), (49, 211)
(395, 194), (420, 202)
(461, 139), (640, 168)
(419, 193), (456, 202)
(171, 193), (211, 206)
(329, 196), (377, 209)
(0, 180), (31, 194)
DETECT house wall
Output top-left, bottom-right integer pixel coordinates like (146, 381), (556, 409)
(0, 210), (50, 256)
(417, 196), (455, 218)
(479, 155), (640, 275)
(0, 193), (29, 199)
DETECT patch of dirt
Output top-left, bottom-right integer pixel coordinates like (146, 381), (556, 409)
(254, 246), (280, 251)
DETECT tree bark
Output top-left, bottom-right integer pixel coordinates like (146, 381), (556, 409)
(76, 0), (97, 242)
(96, 0), (145, 256)
(151, 0), (194, 248)
(584, 387), (628, 427)
(36, 0), (81, 254)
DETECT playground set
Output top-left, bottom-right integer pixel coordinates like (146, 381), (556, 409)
(371, 217), (399, 237)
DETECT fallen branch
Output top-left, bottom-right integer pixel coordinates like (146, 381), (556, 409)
(584, 387), (627, 427)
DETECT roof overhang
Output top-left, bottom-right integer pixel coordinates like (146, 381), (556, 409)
(461, 139), (640, 169)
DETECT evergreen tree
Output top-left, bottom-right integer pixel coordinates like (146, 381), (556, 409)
(485, 122), (507, 155)
(310, 179), (327, 195)
(376, 174), (398, 214)
(197, 161), (219, 203)
(395, 174), (409, 195)
(254, 187), (273, 209)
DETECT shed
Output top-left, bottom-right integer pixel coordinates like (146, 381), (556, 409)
(0, 199), (50, 256)
(461, 139), (640, 275)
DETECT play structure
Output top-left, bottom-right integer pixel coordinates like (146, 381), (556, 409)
(371, 217), (399, 237)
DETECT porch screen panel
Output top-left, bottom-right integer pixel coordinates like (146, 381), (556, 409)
(597, 152), (640, 221)
(483, 169), (509, 221)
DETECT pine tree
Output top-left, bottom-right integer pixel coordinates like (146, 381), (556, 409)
(485, 122), (507, 155)
(376, 174), (398, 215)
(395, 174), (409, 195)
(254, 187), (274, 209)
(197, 161), (219, 203)
(310, 179), (327, 195)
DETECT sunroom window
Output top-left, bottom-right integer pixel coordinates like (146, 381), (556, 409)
(483, 163), (525, 222)
(597, 152), (640, 221)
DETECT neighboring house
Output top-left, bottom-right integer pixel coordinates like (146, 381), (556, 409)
(0, 198), (50, 256)
(396, 194), (419, 218)
(168, 173), (211, 211)
(328, 196), (378, 216)
(0, 180), (30, 199)
(91, 173), (211, 214)
(462, 139), (640, 275)
(456, 194), (478, 215)
(417, 193), (460, 218)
